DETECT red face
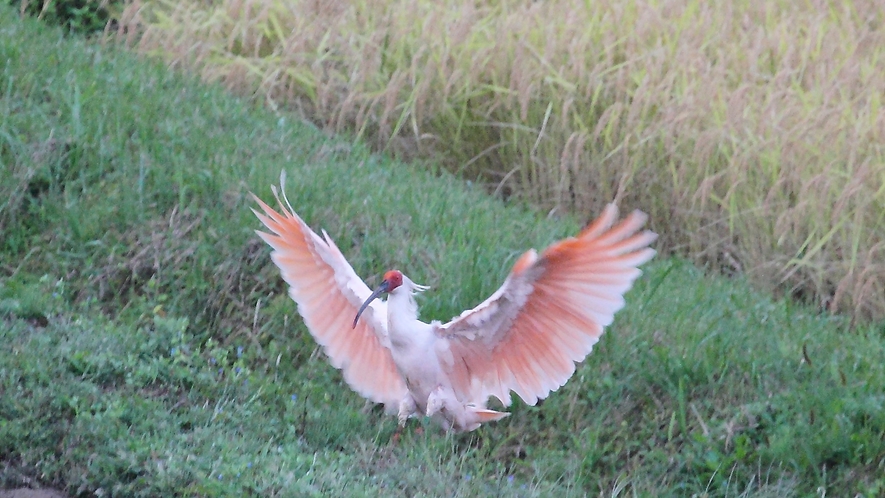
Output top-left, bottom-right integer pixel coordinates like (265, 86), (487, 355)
(352, 269), (404, 328)
(383, 270), (403, 292)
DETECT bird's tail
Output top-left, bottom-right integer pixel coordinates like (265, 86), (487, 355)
(469, 408), (510, 423)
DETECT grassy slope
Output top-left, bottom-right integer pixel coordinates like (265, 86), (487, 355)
(1, 8), (884, 497)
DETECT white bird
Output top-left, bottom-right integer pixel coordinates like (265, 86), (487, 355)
(252, 184), (657, 432)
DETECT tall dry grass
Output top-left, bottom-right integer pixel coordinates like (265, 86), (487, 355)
(116, 0), (885, 321)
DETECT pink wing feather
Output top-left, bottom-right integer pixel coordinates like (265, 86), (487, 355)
(252, 192), (407, 410)
(435, 205), (657, 407)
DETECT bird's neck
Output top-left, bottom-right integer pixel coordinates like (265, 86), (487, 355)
(386, 288), (425, 348)
(387, 288), (420, 324)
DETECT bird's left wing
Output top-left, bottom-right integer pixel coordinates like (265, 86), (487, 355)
(434, 205), (657, 407)
(252, 190), (408, 410)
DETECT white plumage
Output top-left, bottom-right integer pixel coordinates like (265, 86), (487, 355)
(252, 184), (656, 432)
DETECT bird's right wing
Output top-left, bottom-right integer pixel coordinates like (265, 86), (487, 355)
(252, 189), (408, 410)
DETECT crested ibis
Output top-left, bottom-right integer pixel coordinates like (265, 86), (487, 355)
(252, 182), (656, 432)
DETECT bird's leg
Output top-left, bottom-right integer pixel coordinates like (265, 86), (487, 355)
(425, 386), (446, 418)
(397, 395), (417, 427)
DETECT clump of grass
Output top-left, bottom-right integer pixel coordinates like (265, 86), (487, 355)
(115, 0), (885, 322)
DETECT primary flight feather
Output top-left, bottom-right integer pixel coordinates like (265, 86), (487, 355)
(252, 184), (657, 432)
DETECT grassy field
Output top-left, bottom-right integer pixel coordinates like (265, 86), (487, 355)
(2, 7), (885, 497)
(115, 0), (885, 323)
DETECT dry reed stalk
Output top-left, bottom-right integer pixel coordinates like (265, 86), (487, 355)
(116, 0), (885, 322)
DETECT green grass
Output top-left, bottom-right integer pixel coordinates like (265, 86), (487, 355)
(2, 7), (885, 496)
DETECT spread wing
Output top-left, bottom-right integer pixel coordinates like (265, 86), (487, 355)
(434, 205), (657, 406)
(252, 190), (408, 410)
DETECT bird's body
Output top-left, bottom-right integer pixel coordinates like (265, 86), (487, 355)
(252, 182), (657, 432)
(381, 280), (510, 431)
(385, 287), (440, 412)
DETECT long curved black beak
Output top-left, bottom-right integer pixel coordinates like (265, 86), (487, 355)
(353, 280), (390, 328)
